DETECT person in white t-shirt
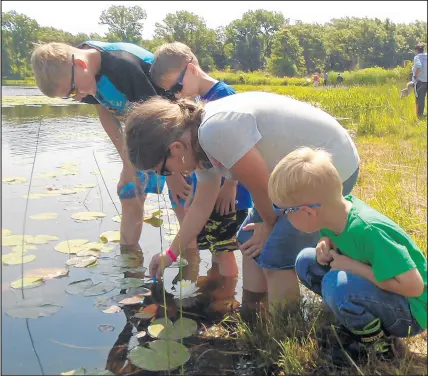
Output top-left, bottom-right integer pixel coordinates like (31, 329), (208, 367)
(124, 91), (361, 309)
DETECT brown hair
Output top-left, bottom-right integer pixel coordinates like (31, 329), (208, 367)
(415, 42), (425, 53)
(125, 97), (206, 171)
(30, 42), (75, 97)
(150, 42), (198, 87)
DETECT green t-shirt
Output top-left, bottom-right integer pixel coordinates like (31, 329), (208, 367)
(320, 195), (427, 329)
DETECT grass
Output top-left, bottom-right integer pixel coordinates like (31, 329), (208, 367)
(206, 83), (426, 375)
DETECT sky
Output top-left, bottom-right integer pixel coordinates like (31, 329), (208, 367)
(2, 1), (427, 39)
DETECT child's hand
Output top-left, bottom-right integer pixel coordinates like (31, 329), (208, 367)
(166, 173), (191, 206)
(329, 250), (354, 271)
(215, 180), (237, 215)
(239, 222), (273, 258)
(316, 236), (333, 265)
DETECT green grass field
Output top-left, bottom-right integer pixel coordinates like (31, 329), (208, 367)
(216, 83), (427, 376)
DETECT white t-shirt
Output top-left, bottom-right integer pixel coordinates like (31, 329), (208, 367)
(196, 91), (360, 183)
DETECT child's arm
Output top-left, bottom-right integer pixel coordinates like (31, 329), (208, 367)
(329, 250), (424, 297)
(316, 236), (334, 265)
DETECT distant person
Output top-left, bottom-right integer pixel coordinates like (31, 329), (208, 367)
(323, 72), (329, 86)
(313, 72), (320, 87)
(336, 73), (344, 85)
(31, 41), (192, 252)
(413, 42), (427, 118)
(270, 147), (426, 362)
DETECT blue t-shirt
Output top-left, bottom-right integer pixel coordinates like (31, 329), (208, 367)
(192, 81), (253, 211)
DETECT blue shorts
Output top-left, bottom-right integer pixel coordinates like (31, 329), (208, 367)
(118, 170), (166, 199)
(236, 168), (359, 270)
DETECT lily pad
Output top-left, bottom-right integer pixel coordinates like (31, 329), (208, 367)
(116, 278), (144, 289)
(144, 216), (163, 227)
(113, 254), (143, 268)
(74, 183), (97, 189)
(2, 234), (32, 247)
(55, 239), (89, 254)
(29, 212), (59, 220)
(81, 242), (105, 251)
(4, 298), (62, 319)
(36, 172), (57, 179)
(59, 189), (79, 195)
(119, 293), (150, 305)
(25, 267), (68, 281)
(100, 245), (114, 253)
(66, 256), (98, 268)
(66, 279), (94, 295)
(76, 249), (100, 258)
(71, 212), (106, 221)
(2, 228), (12, 238)
(100, 231), (120, 243)
(98, 324), (114, 332)
(11, 244), (36, 254)
(102, 305), (122, 314)
(2, 253), (36, 265)
(2, 177), (27, 184)
(83, 281), (116, 296)
(148, 317), (197, 340)
(135, 304), (158, 319)
(26, 234), (59, 245)
(128, 339), (190, 371)
(112, 215), (122, 223)
(10, 277), (44, 289)
(91, 170), (105, 175)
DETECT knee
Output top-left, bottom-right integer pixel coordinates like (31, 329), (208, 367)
(120, 196), (145, 214)
(321, 270), (350, 308)
(295, 247), (317, 280)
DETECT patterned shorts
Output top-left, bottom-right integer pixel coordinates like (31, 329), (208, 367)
(197, 209), (248, 255)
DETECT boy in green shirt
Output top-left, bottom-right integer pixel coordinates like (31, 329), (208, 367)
(268, 147), (426, 361)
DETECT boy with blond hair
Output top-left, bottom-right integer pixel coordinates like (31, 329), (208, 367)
(268, 147), (426, 361)
(31, 41), (193, 251)
(150, 41), (253, 277)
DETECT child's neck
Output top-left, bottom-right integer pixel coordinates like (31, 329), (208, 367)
(80, 48), (102, 76)
(320, 197), (352, 235)
(198, 72), (219, 98)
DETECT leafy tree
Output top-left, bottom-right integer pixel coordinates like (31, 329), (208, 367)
(99, 5), (147, 43)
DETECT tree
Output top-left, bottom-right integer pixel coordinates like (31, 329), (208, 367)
(267, 27), (305, 77)
(99, 5), (147, 43)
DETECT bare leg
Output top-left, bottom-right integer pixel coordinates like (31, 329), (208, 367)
(242, 255), (267, 293)
(213, 252), (239, 277)
(119, 195), (145, 246)
(263, 268), (300, 310)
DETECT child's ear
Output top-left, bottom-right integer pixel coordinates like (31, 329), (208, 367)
(189, 63), (199, 75)
(301, 206), (317, 217)
(74, 58), (88, 70)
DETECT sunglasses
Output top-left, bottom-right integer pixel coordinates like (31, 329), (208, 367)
(158, 151), (172, 176)
(62, 54), (77, 99)
(169, 57), (193, 94)
(278, 203), (321, 216)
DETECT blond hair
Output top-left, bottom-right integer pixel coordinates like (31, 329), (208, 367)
(268, 147), (343, 207)
(31, 42), (75, 97)
(150, 42), (198, 86)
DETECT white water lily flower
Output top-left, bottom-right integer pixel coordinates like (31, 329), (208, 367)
(165, 280), (201, 300)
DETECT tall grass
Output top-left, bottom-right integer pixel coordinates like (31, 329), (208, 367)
(210, 66), (411, 87)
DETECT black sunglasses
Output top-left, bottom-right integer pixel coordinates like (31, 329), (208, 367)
(158, 150), (172, 176)
(62, 54), (77, 99)
(169, 57), (193, 94)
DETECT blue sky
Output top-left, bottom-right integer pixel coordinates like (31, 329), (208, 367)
(2, 1), (427, 39)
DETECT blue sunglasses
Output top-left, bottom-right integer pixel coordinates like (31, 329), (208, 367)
(278, 203), (321, 216)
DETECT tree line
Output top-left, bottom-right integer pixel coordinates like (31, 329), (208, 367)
(2, 5), (427, 80)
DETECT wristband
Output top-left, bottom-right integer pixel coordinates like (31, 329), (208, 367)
(166, 248), (177, 262)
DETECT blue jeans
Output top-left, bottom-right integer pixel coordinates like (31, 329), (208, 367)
(236, 168), (360, 270)
(295, 248), (424, 337)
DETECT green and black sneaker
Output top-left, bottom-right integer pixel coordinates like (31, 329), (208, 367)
(328, 318), (394, 366)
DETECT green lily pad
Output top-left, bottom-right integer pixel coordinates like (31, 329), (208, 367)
(55, 239), (89, 254)
(100, 245), (114, 253)
(112, 215), (122, 223)
(100, 231), (120, 243)
(2, 228), (12, 238)
(66, 256), (98, 268)
(2, 234), (33, 247)
(25, 267), (68, 281)
(74, 183), (97, 189)
(66, 279), (94, 295)
(71, 212), (106, 221)
(26, 234), (59, 245)
(76, 249), (100, 258)
(10, 277), (44, 289)
(4, 298), (62, 319)
(113, 254), (143, 268)
(2, 176), (27, 184)
(11, 244), (35, 254)
(148, 317), (197, 340)
(98, 324), (114, 332)
(35, 172), (58, 179)
(144, 216), (163, 227)
(128, 340), (190, 371)
(116, 278), (144, 289)
(29, 212), (59, 220)
(83, 281), (116, 296)
(2, 253), (36, 265)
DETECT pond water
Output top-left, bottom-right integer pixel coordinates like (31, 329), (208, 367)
(2, 87), (244, 375)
